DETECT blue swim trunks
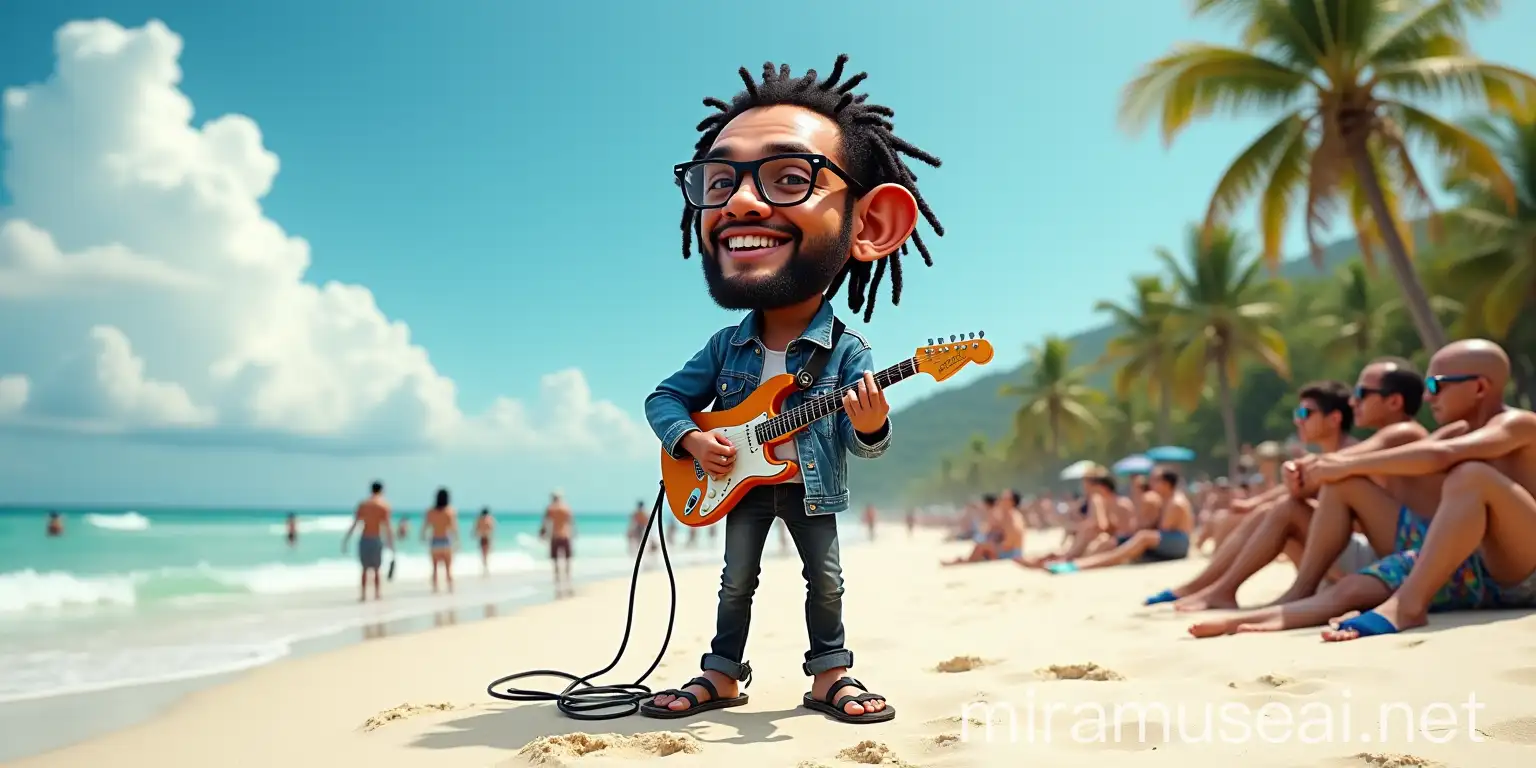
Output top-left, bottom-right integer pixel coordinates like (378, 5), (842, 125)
(358, 535), (384, 569)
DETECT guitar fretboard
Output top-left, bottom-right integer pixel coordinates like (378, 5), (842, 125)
(754, 358), (919, 443)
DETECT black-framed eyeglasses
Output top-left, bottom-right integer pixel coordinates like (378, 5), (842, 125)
(1425, 374), (1479, 395)
(673, 153), (865, 209)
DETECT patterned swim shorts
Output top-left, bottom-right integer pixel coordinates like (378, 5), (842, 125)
(1358, 506), (1496, 611)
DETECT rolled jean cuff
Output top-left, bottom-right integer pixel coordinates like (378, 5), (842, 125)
(700, 653), (752, 682)
(801, 649), (854, 676)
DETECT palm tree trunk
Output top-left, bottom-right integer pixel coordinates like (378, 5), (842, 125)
(1347, 147), (1449, 350)
(1215, 350), (1241, 481)
(1049, 404), (1061, 457)
(1156, 368), (1173, 445)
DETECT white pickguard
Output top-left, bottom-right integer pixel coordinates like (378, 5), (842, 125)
(689, 414), (788, 518)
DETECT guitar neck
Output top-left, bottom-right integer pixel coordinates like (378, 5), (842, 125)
(757, 357), (919, 442)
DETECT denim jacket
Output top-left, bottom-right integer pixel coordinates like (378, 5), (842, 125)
(644, 300), (891, 515)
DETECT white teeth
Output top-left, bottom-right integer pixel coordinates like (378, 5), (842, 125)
(726, 235), (785, 250)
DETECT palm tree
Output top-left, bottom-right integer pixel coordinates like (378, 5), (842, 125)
(1094, 275), (1178, 444)
(1159, 224), (1291, 479)
(1001, 336), (1105, 459)
(1438, 114), (1536, 402)
(1309, 261), (1402, 366)
(1121, 0), (1536, 351)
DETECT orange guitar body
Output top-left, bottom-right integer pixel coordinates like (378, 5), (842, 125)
(657, 332), (993, 527)
(660, 373), (803, 528)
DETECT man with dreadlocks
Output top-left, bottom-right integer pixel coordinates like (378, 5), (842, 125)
(640, 54), (943, 725)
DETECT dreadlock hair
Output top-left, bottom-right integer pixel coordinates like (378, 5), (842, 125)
(681, 54), (945, 322)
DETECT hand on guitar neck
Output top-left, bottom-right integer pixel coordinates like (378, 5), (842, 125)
(662, 333), (995, 526)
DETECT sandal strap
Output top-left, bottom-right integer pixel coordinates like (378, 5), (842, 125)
(835, 692), (886, 709)
(823, 676), (863, 705)
(683, 676), (719, 702)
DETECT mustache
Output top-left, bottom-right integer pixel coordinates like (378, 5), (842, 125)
(710, 222), (800, 247)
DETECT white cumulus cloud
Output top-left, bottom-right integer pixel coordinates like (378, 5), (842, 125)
(0, 19), (646, 455)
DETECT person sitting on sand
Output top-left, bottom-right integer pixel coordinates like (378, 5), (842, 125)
(1042, 468), (1193, 573)
(942, 494), (1006, 565)
(1188, 339), (1536, 640)
(1018, 471), (1119, 568)
(1152, 373), (1421, 610)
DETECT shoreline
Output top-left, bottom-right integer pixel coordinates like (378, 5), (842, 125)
(14, 528), (1536, 768)
(0, 527), (835, 764)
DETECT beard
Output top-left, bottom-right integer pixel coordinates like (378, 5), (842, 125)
(700, 216), (853, 311)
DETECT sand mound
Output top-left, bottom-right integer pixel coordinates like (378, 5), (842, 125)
(1352, 753), (1440, 767)
(835, 740), (909, 765)
(1256, 673), (1296, 687)
(357, 702), (457, 731)
(1035, 663), (1124, 681)
(517, 732), (700, 765)
(932, 732), (960, 746)
(934, 655), (988, 673)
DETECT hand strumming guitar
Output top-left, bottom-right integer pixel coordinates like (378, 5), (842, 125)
(683, 429), (736, 479)
(843, 370), (890, 435)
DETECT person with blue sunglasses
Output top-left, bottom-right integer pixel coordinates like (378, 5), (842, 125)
(1177, 340), (1536, 642)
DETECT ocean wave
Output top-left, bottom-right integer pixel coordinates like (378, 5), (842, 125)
(0, 549), (542, 614)
(82, 511), (150, 531)
(263, 515), (354, 536)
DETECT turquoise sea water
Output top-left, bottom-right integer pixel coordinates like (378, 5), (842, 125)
(0, 503), (819, 705)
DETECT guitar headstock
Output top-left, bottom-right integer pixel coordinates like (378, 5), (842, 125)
(913, 331), (994, 382)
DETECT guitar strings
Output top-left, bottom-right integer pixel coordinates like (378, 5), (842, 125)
(756, 357), (918, 441)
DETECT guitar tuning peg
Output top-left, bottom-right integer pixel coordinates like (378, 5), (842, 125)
(949, 335), (956, 343)
(969, 332), (976, 339)
(927, 338), (934, 345)
(979, 330), (985, 339)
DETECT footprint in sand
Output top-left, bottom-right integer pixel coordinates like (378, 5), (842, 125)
(1484, 716), (1536, 745)
(934, 655), (990, 673)
(931, 733), (961, 747)
(358, 702), (459, 732)
(1036, 663), (1124, 681)
(1503, 666), (1536, 687)
(834, 740), (911, 765)
(517, 733), (701, 766)
(1349, 752), (1442, 768)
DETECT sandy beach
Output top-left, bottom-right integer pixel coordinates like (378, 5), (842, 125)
(18, 527), (1536, 768)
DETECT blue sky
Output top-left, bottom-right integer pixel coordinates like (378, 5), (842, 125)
(1, 1), (1532, 511)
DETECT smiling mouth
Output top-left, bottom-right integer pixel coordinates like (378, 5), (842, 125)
(721, 233), (792, 259)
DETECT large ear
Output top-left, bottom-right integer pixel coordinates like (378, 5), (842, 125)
(848, 182), (919, 263)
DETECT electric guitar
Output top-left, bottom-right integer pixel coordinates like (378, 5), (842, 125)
(660, 332), (994, 527)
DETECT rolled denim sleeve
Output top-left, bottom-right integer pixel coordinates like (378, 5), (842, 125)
(837, 343), (892, 460)
(645, 331), (725, 459)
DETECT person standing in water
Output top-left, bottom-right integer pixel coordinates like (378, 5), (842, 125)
(46, 511), (63, 537)
(422, 488), (459, 593)
(863, 504), (878, 540)
(540, 491), (575, 589)
(627, 500), (649, 554)
(285, 512), (298, 548)
(474, 507), (495, 575)
(342, 481), (395, 601)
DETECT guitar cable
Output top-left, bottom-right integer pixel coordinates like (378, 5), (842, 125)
(485, 480), (677, 720)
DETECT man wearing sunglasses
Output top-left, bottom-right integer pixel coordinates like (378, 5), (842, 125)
(641, 55), (946, 724)
(1166, 363), (1430, 622)
(1184, 340), (1536, 641)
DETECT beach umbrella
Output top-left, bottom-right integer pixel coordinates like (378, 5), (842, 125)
(1145, 445), (1196, 462)
(1058, 459), (1098, 481)
(1112, 454), (1154, 476)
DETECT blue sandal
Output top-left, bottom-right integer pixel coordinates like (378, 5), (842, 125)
(1334, 611), (1400, 638)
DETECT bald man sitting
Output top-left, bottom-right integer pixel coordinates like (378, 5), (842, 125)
(1187, 339), (1536, 640)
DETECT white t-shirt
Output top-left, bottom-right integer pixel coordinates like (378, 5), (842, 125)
(761, 346), (803, 483)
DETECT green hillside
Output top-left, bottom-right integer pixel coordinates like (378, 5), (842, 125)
(847, 231), (1374, 505)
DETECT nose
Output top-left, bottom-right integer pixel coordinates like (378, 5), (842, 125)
(720, 172), (772, 220)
